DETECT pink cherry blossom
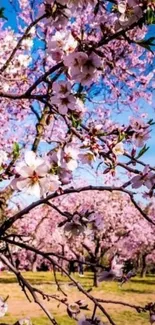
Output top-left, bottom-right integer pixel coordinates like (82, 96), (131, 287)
(79, 151), (96, 165)
(131, 166), (155, 190)
(51, 94), (76, 115)
(52, 81), (71, 98)
(62, 146), (79, 171)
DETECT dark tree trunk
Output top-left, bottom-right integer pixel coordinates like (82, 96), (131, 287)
(136, 252), (141, 271)
(61, 245), (65, 276)
(32, 254), (37, 272)
(140, 254), (147, 278)
(93, 268), (98, 287)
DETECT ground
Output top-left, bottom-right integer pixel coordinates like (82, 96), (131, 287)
(0, 272), (154, 325)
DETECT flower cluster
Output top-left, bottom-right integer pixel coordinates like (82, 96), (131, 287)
(64, 52), (102, 86)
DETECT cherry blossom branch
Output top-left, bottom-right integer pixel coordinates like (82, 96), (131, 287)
(0, 254), (58, 325)
(0, 186), (132, 235)
(32, 106), (50, 152)
(0, 63), (63, 101)
(53, 266), (67, 297)
(96, 14), (146, 48)
(96, 298), (149, 313)
(117, 162), (140, 174)
(38, 98), (86, 141)
(125, 152), (155, 171)
(24, 62), (63, 96)
(1, 238), (117, 325)
(46, 201), (72, 221)
(2, 237), (154, 324)
(0, 14), (48, 74)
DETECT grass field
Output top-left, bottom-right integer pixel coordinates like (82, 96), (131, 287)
(0, 271), (154, 324)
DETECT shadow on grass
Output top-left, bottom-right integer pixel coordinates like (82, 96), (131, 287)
(0, 278), (16, 284)
(0, 278), (55, 285)
(32, 315), (76, 325)
(124, 288), (153, 294)
(132, 278), (155, 285)
(0, 277), (93, 287)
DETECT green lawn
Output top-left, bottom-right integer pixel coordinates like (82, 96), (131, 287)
(0, 272), (154, 324)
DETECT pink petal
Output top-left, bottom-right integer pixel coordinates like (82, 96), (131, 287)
(58, 105), (68, 115)
(36, 163), (49, 176)
(16, 178), (31, 191)
(17, 166), (33, 177)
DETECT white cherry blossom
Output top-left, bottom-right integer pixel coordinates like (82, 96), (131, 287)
(118, 1), (127, 14)
(62, 146), (79, 171)
(12, 151), (60, 198)
(112, 142), (124, 156)
(0, 150), (7, 165)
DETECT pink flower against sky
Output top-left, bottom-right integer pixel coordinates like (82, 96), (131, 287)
(51, 81), (76, 115)
(51, 94), (76, 115)
(63, 51), (101, 86)
(52, 81), (71, 98)
(50, 145), (79, 172)
(132, 130), (150, 147)
(130, 117), (150, 147)
(131, 165), (155, 190)
(47, 31), (77, 60)
(61, 145), (79, 171)
(112, 142), (124, 156)
(79, 151), (96, 165)
(12, 151), (60, 198)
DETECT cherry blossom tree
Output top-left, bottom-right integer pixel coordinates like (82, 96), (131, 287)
(0, 0), (155, 324)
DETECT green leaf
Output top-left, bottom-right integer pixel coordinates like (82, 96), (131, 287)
(136, 145), (149, 159)
(148, 118), (155, 126)
(12, 142), (20, 159)
(136, 37), (155, 54)
(146, 7), (155, 25)
(118, 132), (126, 142)
(71, 115), (81, 128)
(0, 7), (7, 20)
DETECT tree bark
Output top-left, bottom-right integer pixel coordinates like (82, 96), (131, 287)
(61, 245), (65, 276)
(140, 254), (147, 277)
(32, 254), (37, 272)
(93, 268), (98, 287)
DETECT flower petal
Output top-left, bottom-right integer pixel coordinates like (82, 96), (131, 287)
(16, 178), (31, 191)
(66, 159), (78, 171)
(36, 163), (49, 176)
(24, 151), (36, 167)
(27, 182), (41, 197)
(58, 105), (68, 115)
(17, 166), (33, 177)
